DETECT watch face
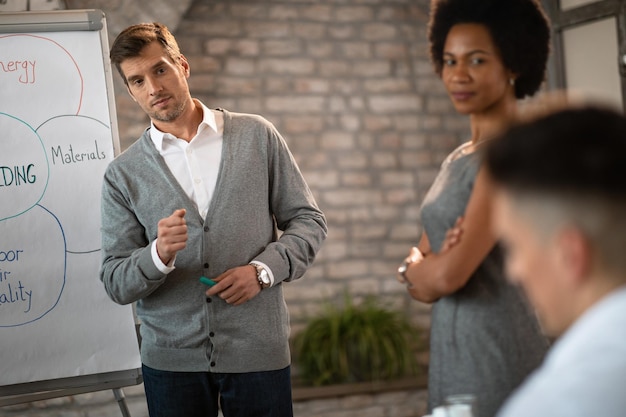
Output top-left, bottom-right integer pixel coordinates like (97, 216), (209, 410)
(259, 269), (271, 285)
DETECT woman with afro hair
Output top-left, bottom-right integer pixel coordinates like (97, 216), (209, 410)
(397, 1), (552, 416)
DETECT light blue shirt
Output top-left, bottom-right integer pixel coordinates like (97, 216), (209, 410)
(497, 286), (626, 417)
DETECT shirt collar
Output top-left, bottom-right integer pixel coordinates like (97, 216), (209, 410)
(149, 99), (218, 151)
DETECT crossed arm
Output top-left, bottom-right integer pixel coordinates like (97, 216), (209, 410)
(402, 168), (498, 303)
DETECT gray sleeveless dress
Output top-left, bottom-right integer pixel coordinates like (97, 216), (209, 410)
(420, 143), (549, 417)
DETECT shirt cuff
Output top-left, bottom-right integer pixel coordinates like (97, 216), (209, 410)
(249, 260), (275, 287)
(151, 240), (175, 275)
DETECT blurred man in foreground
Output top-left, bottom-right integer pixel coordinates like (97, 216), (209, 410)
(486, 106), (626, 417)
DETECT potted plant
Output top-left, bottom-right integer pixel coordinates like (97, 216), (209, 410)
(292, 293), (424, 387)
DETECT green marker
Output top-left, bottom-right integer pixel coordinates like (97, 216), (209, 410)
(199, 276), (217, 287)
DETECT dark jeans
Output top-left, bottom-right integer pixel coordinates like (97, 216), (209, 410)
(142, 364), (293, 417)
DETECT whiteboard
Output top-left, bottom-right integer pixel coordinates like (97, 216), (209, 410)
(0, 10), (141, 396)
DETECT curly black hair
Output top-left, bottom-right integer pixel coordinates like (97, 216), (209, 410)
(428, 0), (551, 99)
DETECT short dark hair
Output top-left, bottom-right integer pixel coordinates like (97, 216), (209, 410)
(110, 22), (182, 85)
(486, 107), (626, 200)
(428, 0), (551, 99)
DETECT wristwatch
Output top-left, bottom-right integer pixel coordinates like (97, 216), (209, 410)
(396, 247), (425, 286)
(397, 259), (412, 283)
(253, 264), (271, 289)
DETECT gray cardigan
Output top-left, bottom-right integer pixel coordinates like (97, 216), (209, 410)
(100, 109), (327, 373)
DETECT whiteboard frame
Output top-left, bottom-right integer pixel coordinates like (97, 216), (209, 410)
(0, 9), (122, 155)
(0, 10), (138, 406)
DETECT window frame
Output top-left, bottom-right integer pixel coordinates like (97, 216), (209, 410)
(543, 0), (626, 111)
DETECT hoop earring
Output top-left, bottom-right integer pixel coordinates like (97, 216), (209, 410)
(509, 78), (515, 86)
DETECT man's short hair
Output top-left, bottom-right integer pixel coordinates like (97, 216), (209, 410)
(486, 106), (626, 275)
(486, 107), (626, 198)
(109, 22), (182, 85)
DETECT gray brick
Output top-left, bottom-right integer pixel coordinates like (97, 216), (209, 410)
(292, 22), (326, 39)
(215, 77), (261, 95)
(321, 131), (355, 150)
(336, 6), (375, 22)
(265, 96), (325, 113)
(329, 25), (355, 40)
(361, 23), (398, 40)
(294, 78), (331, 94)
(351, 60), (392, 77)
(244, 21), (291, 38)
(300, 4), (333, 22)
(262, 39), (303, 56)
(363, 78), (413, 93)
(259, 58), (315, 75)
(368, 95), (422, 113)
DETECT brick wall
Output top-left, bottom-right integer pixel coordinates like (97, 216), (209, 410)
(66, 0), (470, 333)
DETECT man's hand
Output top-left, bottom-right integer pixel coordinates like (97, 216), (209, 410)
(156, 209), (187, 264)
(206, 265), (261, 306)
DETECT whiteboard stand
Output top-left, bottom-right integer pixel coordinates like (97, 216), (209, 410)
(0, 369), (142, 414)
(113, 387), (132, 417)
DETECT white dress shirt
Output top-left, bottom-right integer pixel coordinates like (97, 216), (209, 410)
(150, 100), (223, 219)
(497, 285), (626, 417)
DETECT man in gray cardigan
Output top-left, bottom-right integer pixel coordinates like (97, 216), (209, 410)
(101, 23), (327, 417)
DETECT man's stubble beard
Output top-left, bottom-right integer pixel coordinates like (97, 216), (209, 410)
(149, 99), (186, 123)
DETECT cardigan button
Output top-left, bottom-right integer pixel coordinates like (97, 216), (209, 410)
(210, 361), (216, 367)
(204, 226), (209, 232)
(206, 297), (212, 303)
